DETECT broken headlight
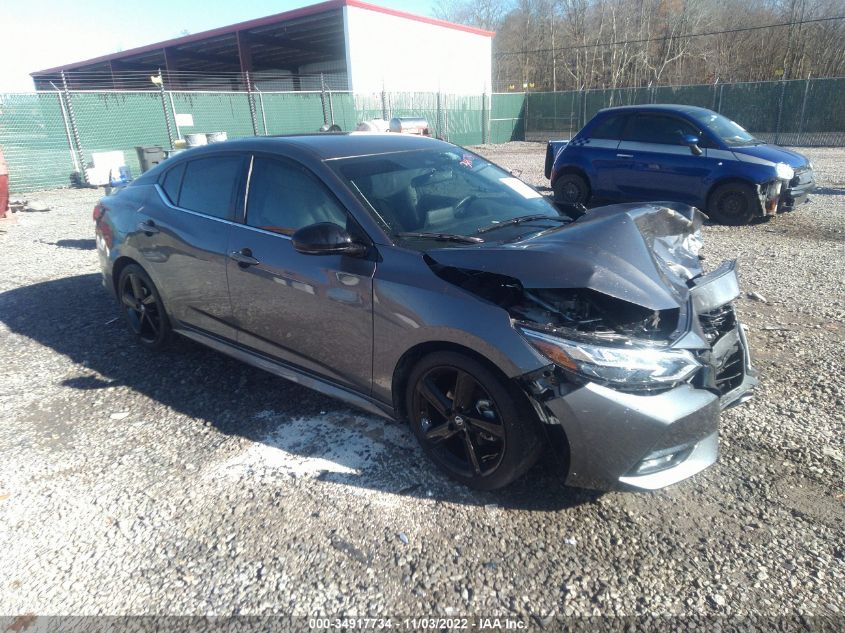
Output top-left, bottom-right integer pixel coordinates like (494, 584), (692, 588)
(775, 162), (794, 181)
(518, 326), (701, 389)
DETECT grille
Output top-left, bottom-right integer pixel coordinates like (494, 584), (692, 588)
(715, 346), (745, 395)
(698, 304), (736, 344)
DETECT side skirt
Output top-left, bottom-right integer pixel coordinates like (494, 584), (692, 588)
(175, 326), (396, 421)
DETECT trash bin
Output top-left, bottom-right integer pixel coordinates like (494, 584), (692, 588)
(135, 146), (166, 173)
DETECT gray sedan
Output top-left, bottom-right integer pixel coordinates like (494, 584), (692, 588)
(94, 133), (756, 490)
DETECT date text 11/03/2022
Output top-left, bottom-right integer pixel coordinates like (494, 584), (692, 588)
(308, 617), (527, 629)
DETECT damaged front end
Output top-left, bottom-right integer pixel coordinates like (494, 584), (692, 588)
(427, 202), (757, 490)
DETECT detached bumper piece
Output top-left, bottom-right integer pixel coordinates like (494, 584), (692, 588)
(539, 260), (756, 491)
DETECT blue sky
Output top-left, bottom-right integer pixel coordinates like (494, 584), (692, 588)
(0, 0), (437, 91)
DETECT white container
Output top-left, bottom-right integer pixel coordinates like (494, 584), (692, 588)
(355, 119), (390, 133)
(206, 131), (228, 143)
(185, 133), (208, 147)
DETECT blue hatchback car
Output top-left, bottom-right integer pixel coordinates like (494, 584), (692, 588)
(546, 104), (815, 225)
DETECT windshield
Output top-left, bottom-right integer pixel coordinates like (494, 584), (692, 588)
(689, 111), (758, 146)
(331, 148), (562, 239)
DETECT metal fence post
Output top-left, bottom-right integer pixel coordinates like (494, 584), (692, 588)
(443, 93), (449, 142)
(246, 71), (259, 136)
(320, 73), (330, 126)
(481, 92), (489, 144)
(381, 88), (389, 121)
(774, 80), (786, 145)
(523, 92), (528, 141)
(60, 71), (88, 184)
(156, 70), (175, 149)
(50, 86), (81, 175)
(257, 89), (268, 135)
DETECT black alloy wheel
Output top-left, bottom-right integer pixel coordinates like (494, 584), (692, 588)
(707, 182), (758, 225)
(406, 352), (543, 490)
(118, 264), (171, 349)
(552, 173), (590, 205)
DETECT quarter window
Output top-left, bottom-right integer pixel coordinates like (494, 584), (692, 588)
(178, 155), (244, 220)
(246, 157), (348, 235)
(159, 162), (185, 204)
(622, 114), (698, 145)
(589, 114), (627, 140)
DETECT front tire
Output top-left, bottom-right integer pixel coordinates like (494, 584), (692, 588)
(117, 264), (171, 350)
(707, 182), (758, 225)
(553, 173), (590, 205)
(405, 351), (543, 490)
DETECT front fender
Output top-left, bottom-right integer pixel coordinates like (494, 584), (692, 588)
(371, 249), (548, 404)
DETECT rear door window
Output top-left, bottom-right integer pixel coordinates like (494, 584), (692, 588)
(622, 114), (698, 145)
(178, 155), (245, 220)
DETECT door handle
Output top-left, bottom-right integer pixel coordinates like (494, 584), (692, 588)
(137, 220), (160, 235)
(616, 153), (634, 158)
(229, 248), (260, 267)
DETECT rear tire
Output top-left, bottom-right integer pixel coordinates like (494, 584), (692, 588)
(707, 182), (758, 225)
(117, 264), (171, 350)
(405, 351), (543, 490)
(553, 173), (590, 205)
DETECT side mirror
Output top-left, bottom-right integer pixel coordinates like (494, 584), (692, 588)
(683, 134), (703, 156)
(292, 222), (368, 257)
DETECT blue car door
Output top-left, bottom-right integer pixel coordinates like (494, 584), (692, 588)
(571, 112), (627, 198)
(612, 112), (716, 204)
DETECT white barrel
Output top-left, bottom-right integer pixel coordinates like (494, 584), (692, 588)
(206, 131), (228, 143)
(355, 119), (390, 133)
(185, 133), (208, 147)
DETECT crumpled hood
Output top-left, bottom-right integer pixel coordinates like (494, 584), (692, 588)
(731, 144), (809, 169)
(428, 203), (705, 312)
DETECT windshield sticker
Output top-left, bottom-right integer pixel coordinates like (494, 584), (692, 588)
(459, 154), (474, 168)
(500, 177), (542, 199)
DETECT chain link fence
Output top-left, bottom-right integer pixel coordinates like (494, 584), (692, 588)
(2, 77), (843, 192)
(0, 86), (496, 193)
(516, 77), (845, 146)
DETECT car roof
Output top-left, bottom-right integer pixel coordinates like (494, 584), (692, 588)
(597, 104), (715, 117)
(173, 133), (452, 161)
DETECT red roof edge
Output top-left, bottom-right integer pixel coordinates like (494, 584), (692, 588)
(344, 0), (495, 37)
(32, 0), (493, 76)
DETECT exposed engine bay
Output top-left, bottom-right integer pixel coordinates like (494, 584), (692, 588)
(427, 261), (678, 344)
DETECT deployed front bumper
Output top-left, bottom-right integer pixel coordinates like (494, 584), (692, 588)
(536, 260), (757, 491)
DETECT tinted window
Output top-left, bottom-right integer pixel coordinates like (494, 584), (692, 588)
(159, 162), (185, 204)
(623, 114), (697, 145)
(246, 157), (347, 235)
(178, 156), (244, 219)
(333, 149), (560, 236)
(589, 113), (627, 139)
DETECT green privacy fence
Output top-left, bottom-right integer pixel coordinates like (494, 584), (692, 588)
(0, 89), (494, 192)
(519, 77), (845, 145)
(0, 93), (80, 191)
(2, 79), (843, 192)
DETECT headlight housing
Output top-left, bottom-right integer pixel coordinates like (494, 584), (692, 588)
(775, 162), (794, 181)
(518, 326), (701, 389)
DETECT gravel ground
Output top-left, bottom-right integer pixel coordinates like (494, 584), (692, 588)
(0, 144), (843, 624)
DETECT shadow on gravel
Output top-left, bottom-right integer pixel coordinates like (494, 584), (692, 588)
(813, 186), (845, 196)
(0, 273), (598, 512)
(51, 238), (97, 250)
